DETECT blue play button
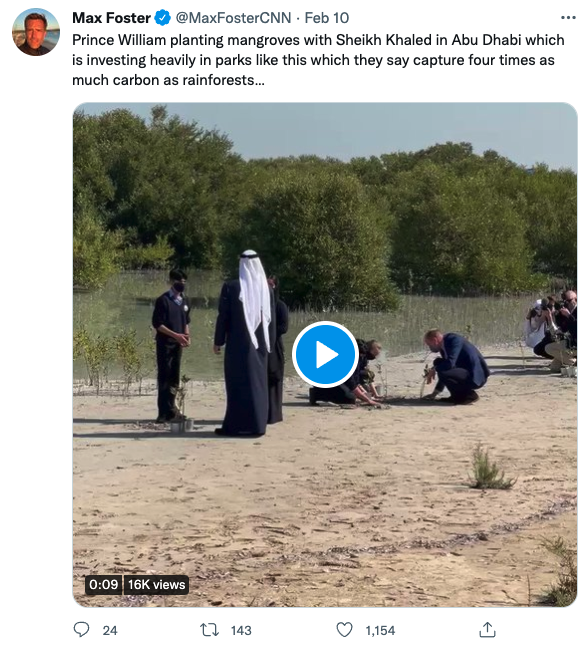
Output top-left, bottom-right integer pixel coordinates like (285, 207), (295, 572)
(292, 322), (359, 388)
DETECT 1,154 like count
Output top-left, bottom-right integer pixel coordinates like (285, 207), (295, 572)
(366, 626), (395, 637)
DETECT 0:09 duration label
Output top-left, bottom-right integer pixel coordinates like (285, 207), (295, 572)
(123, 575), (189, 595)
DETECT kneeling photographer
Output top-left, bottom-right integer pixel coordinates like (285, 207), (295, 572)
(529, 296), (557, 358)
(545, 291), (577, 372)
(525, 296), (555, 359)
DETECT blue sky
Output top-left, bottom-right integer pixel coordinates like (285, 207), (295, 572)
(14, 8), (59, 30)
(78, 103), (577, 171)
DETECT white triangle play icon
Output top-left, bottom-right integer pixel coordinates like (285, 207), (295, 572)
(316, 341), (339, 368)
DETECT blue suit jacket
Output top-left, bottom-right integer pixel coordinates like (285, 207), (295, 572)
(434, 333), (490, 391)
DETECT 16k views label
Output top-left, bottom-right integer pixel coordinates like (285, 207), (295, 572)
(85, 575), (189, 595)
(124, 575), (189, 595)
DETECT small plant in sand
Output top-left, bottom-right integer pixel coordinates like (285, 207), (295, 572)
(539, 536), (577, 607)
(73, 327), (113, 393)
(174, 375), (191, 419)
(375, 355), (388, 398)
(419, 362), (430, 399)
(469, 443), (517, 490)
(518, 339), (527, 368)
(137, 342), (156, 395)
(114, 329), (143, 396)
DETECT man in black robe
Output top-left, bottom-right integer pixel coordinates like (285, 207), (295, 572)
(213, 251), (272, 437)
(267, 277), (289, 424)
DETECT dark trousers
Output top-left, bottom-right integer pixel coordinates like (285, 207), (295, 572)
(533, 333), (554, 359)
(156, 341), (182, 418)
(310, 384), (356, 405)
(437, 367), (478, 402)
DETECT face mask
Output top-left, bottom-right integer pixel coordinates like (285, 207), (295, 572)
(366, 352), (376, 361)
(173, 282), (185, 293)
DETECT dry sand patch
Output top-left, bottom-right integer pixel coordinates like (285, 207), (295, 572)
(73, 347), (576, 607)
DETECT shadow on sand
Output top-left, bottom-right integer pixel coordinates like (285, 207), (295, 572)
(73, 418), (223, 426)
(382, 397), (452, 407)
(283, 401), (315, 408)
(485, 354), (543, 361)
(73, 428), (263, 440)
(490, 368), (555, 377)
(289, 397), (472, 408)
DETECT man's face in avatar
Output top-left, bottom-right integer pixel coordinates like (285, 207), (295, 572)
(25, 19), (47, 50)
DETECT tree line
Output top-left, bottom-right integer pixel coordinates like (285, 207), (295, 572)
(73, 106), (577, 310)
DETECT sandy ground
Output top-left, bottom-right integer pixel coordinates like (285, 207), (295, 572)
(73, 346), (577, 607)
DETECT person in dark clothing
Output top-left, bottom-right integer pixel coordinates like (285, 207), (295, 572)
(267, 277), (289, 424)
(309, 379), (358, 406)
(553, 292), (577, 342)
(309, 347), (380, 407)
(214, 251), (272, 437)
(18, 13), (51, 56)
(528, 298), (556, 358)
(422, 329), (490, 405)
(152, 269), (191, 423)
(534, 330), (555, 359)
(545, 291), (577, 371)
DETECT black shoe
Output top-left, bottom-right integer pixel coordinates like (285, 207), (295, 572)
(454, 392), (479, 405)
(309, 388), (318, 406)
(439, 396), (456, 404)
(156, 416), (168, 423)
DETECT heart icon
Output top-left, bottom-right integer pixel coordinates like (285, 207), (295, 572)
(337, 622), (353, 637)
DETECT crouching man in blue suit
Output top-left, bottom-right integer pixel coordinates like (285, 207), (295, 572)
(422, 329), (490, 405)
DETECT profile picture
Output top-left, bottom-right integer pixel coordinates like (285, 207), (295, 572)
(13, 8), (59, 56)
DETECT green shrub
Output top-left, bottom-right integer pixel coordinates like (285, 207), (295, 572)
(469, 443), (517, 490)
(500, 165), (577, 281)
(389, 163), (546, 295)
(114, 330), (144, 394)
(539, 536), (577, 607)
(73, 327), (114, 392)
(73, 106), (577, 296)
(73, 210), (122, 289)
(228, 170), (399, 311)
(120, 236), (174, 270)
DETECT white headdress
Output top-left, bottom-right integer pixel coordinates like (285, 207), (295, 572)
(239, 250), (272, 351)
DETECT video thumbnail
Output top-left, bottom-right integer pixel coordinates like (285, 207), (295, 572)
(73, 103), (577, 607)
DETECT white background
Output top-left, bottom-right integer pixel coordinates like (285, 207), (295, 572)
(2, 1), (582, 645)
